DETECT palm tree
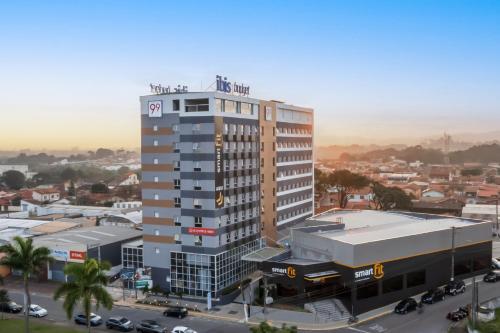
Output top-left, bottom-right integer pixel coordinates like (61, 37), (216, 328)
(0, 289), (10, 320)
(0, 236), (51, 333)
(53, 258), (113, 333)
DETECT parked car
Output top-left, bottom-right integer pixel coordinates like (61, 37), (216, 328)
(394, 298), (418, 314)
(483, 270), (500, 283)
(163, 306), (188, 319)
(492, 258), (500, 269)
(445, 279), (466, 295)
(421, 288), (445, 304)
(74, 313), (103, 326)
(447, 306), (469, 321)
(0, 301), (22, 313)
(106, 316), (134, 331)
(136, 320), (167, 333)
(171, 326), (197, 333)
(27, 304), (48, 317)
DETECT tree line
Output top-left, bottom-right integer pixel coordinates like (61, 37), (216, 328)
(338, 143), (500, 164)
(315, 168), (412, 210)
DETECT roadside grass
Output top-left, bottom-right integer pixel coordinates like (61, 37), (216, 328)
(0, 318), (84, 333)
(472, 308), (500, 333)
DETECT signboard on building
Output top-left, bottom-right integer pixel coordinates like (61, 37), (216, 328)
(148, 100), (163, 118)
(214, 117), (225, 209)
(187, 227), (217, 236)
(51, 249), (69, 261)
(70, 251), (86, 261)
(216, 75), (250, 96)
(354, 263), (384, 282)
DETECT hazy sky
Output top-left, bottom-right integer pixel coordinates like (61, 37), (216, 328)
(1, 0), (499, 150)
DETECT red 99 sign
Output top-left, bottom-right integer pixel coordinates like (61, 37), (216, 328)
(148, 100), (163, 118)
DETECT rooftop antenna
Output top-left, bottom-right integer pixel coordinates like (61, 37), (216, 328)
(443, 132), (451, 165)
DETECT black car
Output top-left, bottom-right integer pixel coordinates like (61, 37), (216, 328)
(135, 320), (167, 333)
(0, 301), (23, 313)
(483, 271), (500, 283)
(74, 313), (103, 326)
(444, 279), (466, 296)
(394, 298), (418, 314)
(421, 288), (445, 304)
(163, 306), (188, 319)
(106, 316), (134, 331)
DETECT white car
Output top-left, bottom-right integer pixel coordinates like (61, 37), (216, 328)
(27, 304), (48, 317)
(171, 326), (197, 333)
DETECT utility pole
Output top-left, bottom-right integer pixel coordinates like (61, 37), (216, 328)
(471, 276), (476, 328)
(451, 226), (456, 281)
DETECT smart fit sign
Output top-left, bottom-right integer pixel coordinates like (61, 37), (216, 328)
(272, 266), (297, 279)
(354, 263), (384, 282)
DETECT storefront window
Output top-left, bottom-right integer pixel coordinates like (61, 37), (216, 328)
(454, 259), (472, 276)
(357, 281), (378, 300)
(473, 256), (490, 271)
(407, 270), (426, 288)
(382, 275), (403, 294)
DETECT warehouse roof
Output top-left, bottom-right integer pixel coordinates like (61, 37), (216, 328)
(33, 225), (141, 247)
(305, 209), (488, 245)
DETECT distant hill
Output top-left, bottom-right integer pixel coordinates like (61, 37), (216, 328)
(316, 144), (407, 160)
(329, 143), (500, 165)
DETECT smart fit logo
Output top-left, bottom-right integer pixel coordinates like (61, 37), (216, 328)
(373, 263), (384, 279)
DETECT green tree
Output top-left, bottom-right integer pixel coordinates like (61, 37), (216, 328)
(0, 237), (52, 333)
(328, 170), (370, 208)
(372, 182), (412, 211)
(67, 181), (76, 196)
(91, 183), (109, 194)
(250, 322), (297, 333)
(53, 258), (113, 333)
(2, 170), (26, 190)
(314, 168), (330, 195)
(61, 167), (78, 181)
(0, 289), (10, 320)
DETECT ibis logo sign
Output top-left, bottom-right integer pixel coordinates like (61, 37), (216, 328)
(354, 263), (384, 282)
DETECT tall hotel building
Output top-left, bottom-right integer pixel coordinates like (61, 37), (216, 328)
(140, 80), (313, 298)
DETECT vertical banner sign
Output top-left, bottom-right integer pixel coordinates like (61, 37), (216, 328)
(214, 117), (225, 208)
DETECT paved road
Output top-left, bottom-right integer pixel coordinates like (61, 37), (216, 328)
(7, 279), (500, 333)
(330, 279), (500, 333)
(7, 290), (252, 333)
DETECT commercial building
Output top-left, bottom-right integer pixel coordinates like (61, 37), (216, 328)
(246, 210), (492, 315)
(33, 226), (141, 281)
(140, 77), (313, 299)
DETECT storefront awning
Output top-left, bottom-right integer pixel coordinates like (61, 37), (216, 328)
(241, 247), (290, 263)
(304, 270), (340, 281)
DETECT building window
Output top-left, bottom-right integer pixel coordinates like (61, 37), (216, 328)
(153, 125), (158, 131)
(193, 143), (200, 151)
(172, 99), (180, 111)
(261, 174), (264, 183)
(225, 100), (237, 113)
(174, 179), (181, 189)
(174, 234), (181, 244)
(174, 215), (181, 226)
(154, 176), (159, 183)
(194, 235), (202, 246)
(261, 142), (264, 151)
(382, 275), (403, 294)
(154, 229), (159, 236)
(194, 216), (202, 227)
(194, 199), (202, 209)
(154, 211), (159, 218)
(153, 158), (159, 165)
(153, 140), (158, 146)
(194, 162), (201, 172)
(154, 193), (159, 200)
(194, 180), (202, 190)
(357, 281), (378, 300)
(216, 99), (224, 113)
(172, 124), (179, 132)
(174, 197), (181, 208)
(174, 160), (180, 171)
(407, 270), (426, 288)
(174, 142), (180, 153)
(155, 248), (160, 254)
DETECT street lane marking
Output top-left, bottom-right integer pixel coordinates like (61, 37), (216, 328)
(348, 327), (371, 333)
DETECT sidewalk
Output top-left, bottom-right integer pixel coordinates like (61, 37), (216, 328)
(114, 294), (397, 331)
